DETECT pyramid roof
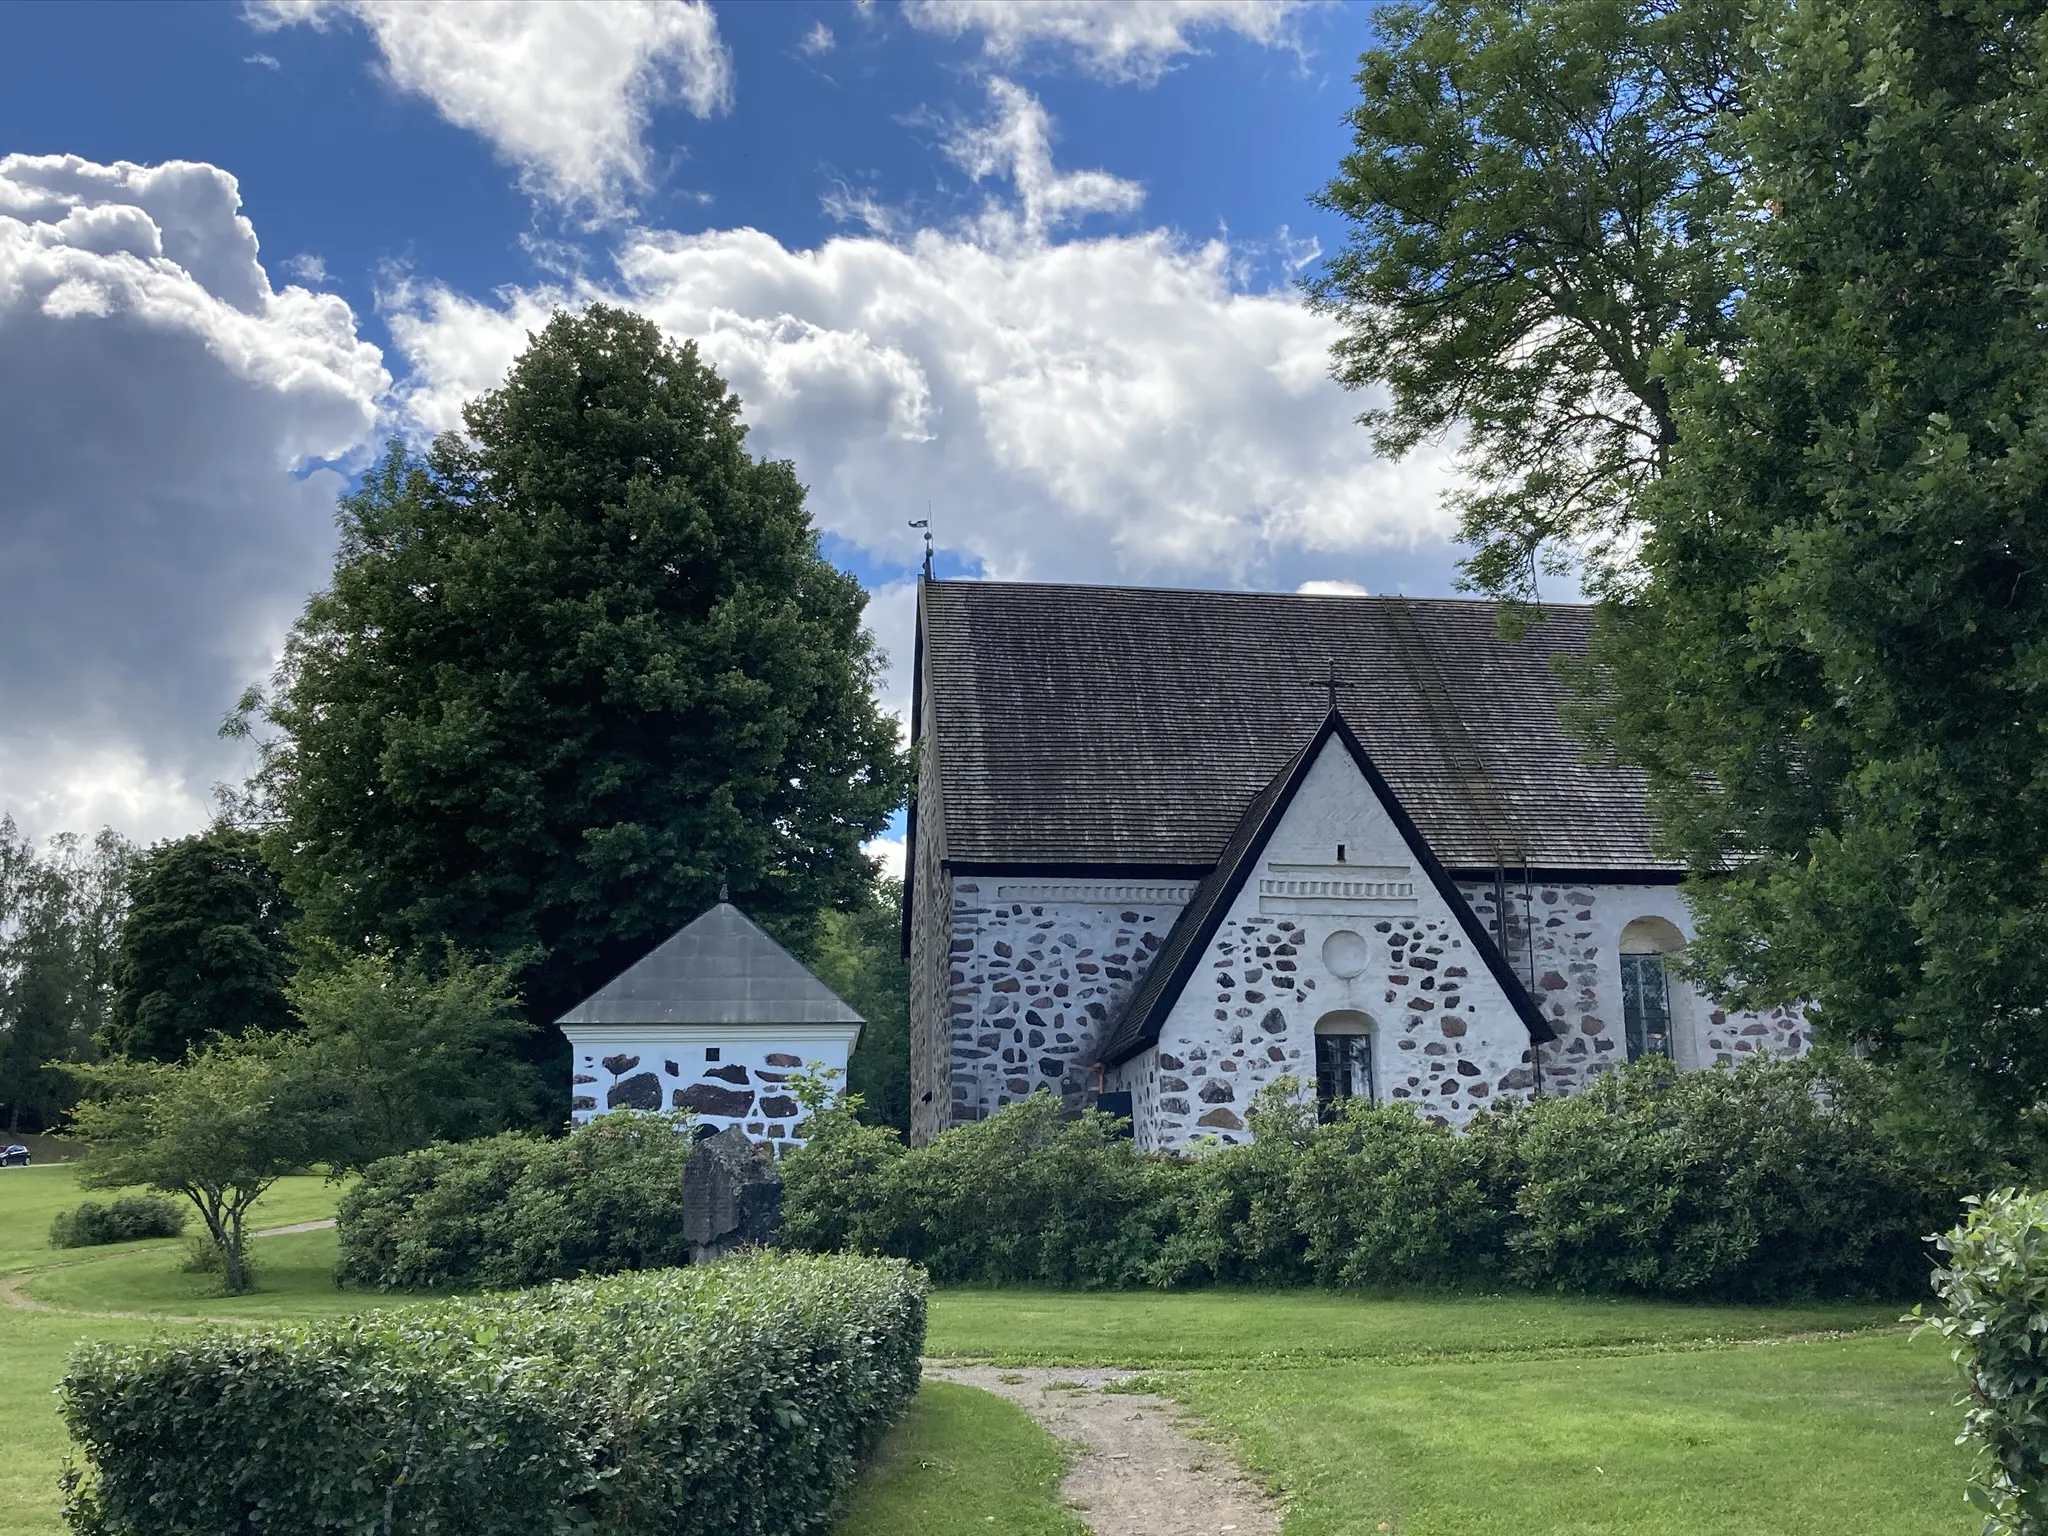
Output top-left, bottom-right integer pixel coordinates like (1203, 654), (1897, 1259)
(555, 903), (863, 1027)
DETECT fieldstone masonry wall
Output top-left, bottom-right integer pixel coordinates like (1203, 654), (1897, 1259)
(1457, 879), (1804, 1088)
(940, 882), (1190, 1127)
(1112, 909), (1538, 1149)
(572, 1043), (817, 1144)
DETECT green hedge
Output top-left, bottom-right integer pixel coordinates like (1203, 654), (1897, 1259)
(1918, 1189), (2048, 1534)
(335, 1108), (697, 1289)
(785, 1055), (1956, 1300)
(61, 1251), (927, 1536)
(49, 1196), (187, 1249)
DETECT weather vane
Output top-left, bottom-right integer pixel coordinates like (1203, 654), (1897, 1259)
(908, 512), (934, 578)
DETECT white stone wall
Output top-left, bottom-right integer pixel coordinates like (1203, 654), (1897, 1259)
(1121, 738), (1539, 1147)
(1459, 879), (1806, 1091)
(942, 879), (1190, 1125)
(567, 1030), (856, 1148)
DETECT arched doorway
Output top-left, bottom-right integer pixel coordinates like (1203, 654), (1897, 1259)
(1314, 1009), (1376, 1114)
(1618, 917), (1685, 1063)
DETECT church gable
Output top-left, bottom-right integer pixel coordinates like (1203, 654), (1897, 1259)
(1104, 714), (1548, 1147)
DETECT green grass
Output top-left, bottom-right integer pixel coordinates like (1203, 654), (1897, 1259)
(0, 1164), (343, 1275)
(1170, 1331), (1971, 1535)
(834, 1380), (1087, 1536)
(925, 1285), (1903, 1367)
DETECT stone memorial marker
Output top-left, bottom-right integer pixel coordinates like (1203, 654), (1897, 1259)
(683, 1125), (783, 1264)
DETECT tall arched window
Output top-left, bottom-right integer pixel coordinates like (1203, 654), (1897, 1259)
(1314, 1010), (1375, 1114)
(1618, 918), (1685, 1063)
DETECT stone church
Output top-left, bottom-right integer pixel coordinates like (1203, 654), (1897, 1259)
(903, 580), (1804, 1150)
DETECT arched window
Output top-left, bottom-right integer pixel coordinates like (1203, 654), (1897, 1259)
(1314, 1010), (1375, 1113)
(1618, 918), (1685, 1063)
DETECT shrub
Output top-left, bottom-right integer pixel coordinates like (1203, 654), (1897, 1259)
(1148, 1084), (1315, 1288)
(1288, 1098), (1508, 1288)
(787, 1058), (1952, 1301)
(49, 1196), (187, 1249)
(60, 1251), (926, 1536)
(333, 1132), (539, 1289)
(875, 1095), (1175, 1287)
(778, 1102), (904, 1254)
(783, 1092), (1175, 1287)
(1918, 1189), (2048, 1535)
(1505, 1054), (1944, 1299)
(335, 1109), (699, 1290)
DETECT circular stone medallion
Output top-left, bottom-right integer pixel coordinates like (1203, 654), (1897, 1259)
(1322, 928), (1372, 979)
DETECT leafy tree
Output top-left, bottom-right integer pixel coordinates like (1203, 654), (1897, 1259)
(66, 1034), (326, 1293)
(240, 305), (908, 1055)
(288, 948), (544, 1171)
(1583, 0), (2048, 1123)
(0, 820), (133, 1132)
(1310, 0), (1748, 598)
(807, 878), (911, 1134)
(104, 825), (295, 1061)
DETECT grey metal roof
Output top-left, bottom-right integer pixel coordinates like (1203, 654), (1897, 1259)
(556, 903), (864, 1027)
(922, 581), (1670, 872)
(1100, 711), (1553, 1065)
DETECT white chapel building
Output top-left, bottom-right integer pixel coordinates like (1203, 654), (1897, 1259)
(903, 580), (1805, 1150)
(559, 901), (863, 1145)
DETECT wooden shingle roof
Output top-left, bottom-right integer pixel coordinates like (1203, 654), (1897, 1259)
(920, 580), (1671, 874)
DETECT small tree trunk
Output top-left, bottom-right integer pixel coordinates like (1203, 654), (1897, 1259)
(223, 1207), (247, 1294)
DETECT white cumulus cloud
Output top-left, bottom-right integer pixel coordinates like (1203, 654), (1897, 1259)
(247, 0), (733, 214)
(0, 153), (387, 842)
(942, 77), (1143, 239)
(379, 83), (1453, 737)
(903, 0), (1314, 83)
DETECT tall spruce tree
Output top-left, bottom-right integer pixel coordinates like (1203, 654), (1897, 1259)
(1583, 0), (2048, 1121)
(105, 826), (295, 1061)
(245, 306), (906, 1051)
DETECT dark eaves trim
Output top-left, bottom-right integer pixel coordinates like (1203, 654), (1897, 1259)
(1440, 866), (1686, 887)
(942, 860), (1216, 880)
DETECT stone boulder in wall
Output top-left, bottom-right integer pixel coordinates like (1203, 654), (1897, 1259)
(683, 1125), (783, 1263)
(607, 1072), (663, 1111)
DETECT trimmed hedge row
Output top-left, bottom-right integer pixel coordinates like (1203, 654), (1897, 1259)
(60, 1251), (927, 1536)
(49, 1196), (186, 1249)
(335, 1108), (697, 1289)
(1918, 1189), (2048, 1534)
(783, 1054), (1957, 1300)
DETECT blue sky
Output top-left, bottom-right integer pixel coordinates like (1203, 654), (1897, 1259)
(0, 1), (1475, 857)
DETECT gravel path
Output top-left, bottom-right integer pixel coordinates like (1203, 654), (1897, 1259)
(925, 1364), (1282, 1536)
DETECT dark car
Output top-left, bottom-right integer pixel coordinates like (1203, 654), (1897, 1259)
(0, 1145), (29, 1167)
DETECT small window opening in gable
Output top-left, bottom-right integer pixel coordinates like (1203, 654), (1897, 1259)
(1619, 917), (1685, 1062)
(705, 1047), (721, 1062)
(1313, 1010), (1375, 1117)
(1336, 843), (1347, 863)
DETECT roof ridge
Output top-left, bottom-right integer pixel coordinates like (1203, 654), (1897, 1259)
(925, 577), (1593, 614)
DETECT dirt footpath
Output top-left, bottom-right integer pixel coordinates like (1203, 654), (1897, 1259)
(924, 1364), (1282, 1536)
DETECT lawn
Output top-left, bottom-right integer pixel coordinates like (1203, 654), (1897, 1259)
(0, 1163), (1976, 1536)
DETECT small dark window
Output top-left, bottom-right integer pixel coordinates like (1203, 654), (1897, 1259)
(1315, 1033), (1374, 1115)
(1336, 843), (1347, 863)
(705, 1047), (721, 1062)
(1620, 954), (1674, 1062)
